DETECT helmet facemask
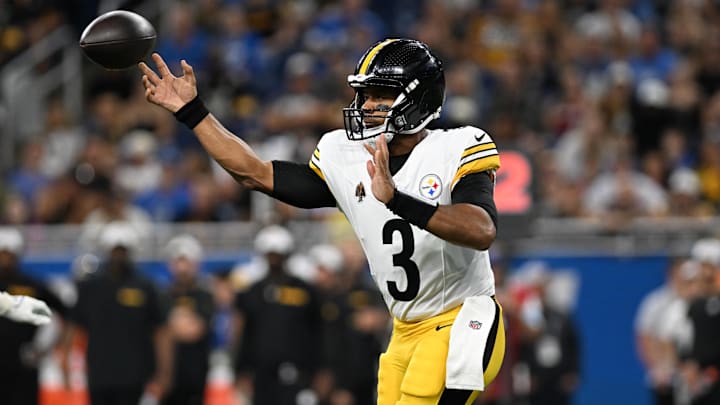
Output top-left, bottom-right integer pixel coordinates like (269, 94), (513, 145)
(343, 76), (442, 142)
(343, 83), (402, 143)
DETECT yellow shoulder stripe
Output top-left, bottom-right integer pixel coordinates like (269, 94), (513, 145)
(452, 155), (500, 188)
(309, 160), (325, 181)
(461, 142), (496, 159)
(313, 148), (320, 159)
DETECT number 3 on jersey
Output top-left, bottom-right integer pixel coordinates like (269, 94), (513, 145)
(383, 219), (420, 301)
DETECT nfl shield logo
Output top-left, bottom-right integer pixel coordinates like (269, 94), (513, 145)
(469, 320), (482, 330)
(419, 174), (442, 199)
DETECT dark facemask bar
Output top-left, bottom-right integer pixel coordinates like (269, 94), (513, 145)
(343, 88), (407, 140)
(342, 106), (397, 140)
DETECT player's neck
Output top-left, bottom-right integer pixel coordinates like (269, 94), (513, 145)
(388, 130), (428, 156)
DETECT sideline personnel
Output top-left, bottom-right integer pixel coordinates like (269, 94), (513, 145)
(64, 222), (172, 405)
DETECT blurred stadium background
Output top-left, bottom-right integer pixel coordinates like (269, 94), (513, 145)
(2, 0), (720, 404)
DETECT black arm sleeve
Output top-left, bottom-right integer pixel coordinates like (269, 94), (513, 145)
(451, 171), (498, 229)
(269, 161), (336, 208)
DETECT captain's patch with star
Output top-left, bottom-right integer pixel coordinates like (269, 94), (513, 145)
(419, 174), (442, 199)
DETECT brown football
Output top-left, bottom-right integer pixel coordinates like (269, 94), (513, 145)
(79, 10), (156, 70)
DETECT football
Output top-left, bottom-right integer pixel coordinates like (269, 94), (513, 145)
(79, 10), (156, 70)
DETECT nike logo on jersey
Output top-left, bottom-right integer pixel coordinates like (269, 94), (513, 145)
(435, 324), (452, 331)
(474, 133), (486, 142)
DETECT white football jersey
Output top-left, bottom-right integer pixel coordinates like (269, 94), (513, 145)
(309, 126), (501, 321)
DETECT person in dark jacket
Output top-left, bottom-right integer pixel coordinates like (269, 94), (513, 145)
(163, 234), (215, 405)
(683, 238), (720, 405)
(233, 225), (323, 405)
(64, 222), (172, 405)
(310, 242), (388, 405)
(517, 264), (581, 405)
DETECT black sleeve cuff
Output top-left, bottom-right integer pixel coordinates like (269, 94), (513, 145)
(385, 189), (438, 229)
(174, 96), (209, 129)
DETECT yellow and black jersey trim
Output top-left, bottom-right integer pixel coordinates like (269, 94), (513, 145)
(452, 138), (500, 188)
(308, 147), (325, 181)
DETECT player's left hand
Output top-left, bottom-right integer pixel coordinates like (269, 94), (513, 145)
(365, 135), (396, 204)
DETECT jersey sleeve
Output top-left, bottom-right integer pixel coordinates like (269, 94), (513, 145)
(452, 171), (498, 228)
(271, 161), (336, 208)
(451, 127), (501, 189)
(267, 133), (336, 208)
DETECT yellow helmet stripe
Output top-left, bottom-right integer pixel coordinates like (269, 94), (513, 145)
(358, 39), (398, 75)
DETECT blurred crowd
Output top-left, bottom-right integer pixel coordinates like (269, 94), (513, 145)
(2, 0), (720, 227)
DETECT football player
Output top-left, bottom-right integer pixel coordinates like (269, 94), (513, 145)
(140, 38), (505, 405)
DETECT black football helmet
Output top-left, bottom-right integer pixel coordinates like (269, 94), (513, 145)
(343, 38), (445, 142)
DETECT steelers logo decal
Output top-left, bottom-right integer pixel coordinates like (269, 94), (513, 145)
(419, 174), (442, 199)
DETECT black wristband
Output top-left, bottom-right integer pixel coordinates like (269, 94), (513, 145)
(385, 189), (438, 229)
(174, 96), (209, 129)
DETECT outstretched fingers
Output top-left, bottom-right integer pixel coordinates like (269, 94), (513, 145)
(364, 142), (378, 178)
(144, 86), (154, 101)
(138, 62), (160, 85)
(152, 53), (173, 78)
(142, 75), (155, 94)
(366, 159), (376, 178)
(141, 75), (153, 90)
(181, 60), (196, 86)
(375, 135), (390, 174)
(142, 76), (158, 103)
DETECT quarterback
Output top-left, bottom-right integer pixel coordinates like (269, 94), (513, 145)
(140, 38), (505, 404)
